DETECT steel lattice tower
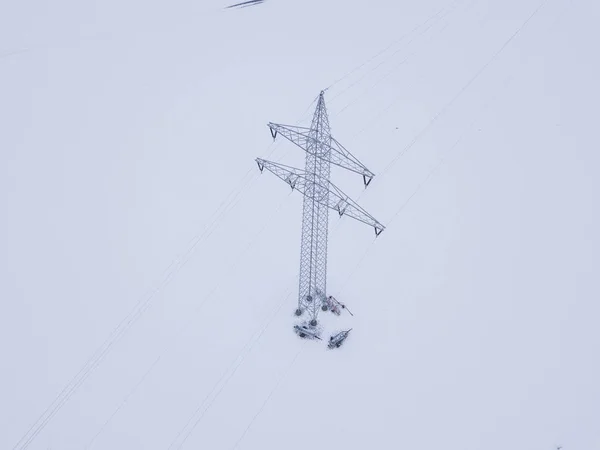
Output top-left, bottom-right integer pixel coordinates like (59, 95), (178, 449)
(256, 90), (385, 326)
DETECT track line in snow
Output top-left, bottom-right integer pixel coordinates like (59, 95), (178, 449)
(0, 48), (29, 60)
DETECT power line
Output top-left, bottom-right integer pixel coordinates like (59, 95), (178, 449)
(327, 0), (467, 110)
(166, 3), (550, 448)
(324, 0), (460, 96)
(14, 1), (549, 446)
(84, 356), (162, 450)
(330, 0), (476, 118)
(230, 345), (304, 450)
(83, 193), (293, 449)
(377, 0), (552, 181)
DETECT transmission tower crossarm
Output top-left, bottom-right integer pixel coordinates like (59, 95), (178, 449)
(267, 122), (311, 146)
(268, 122), (375, 186)
(326, 179), (385, 236)
(256, 158), (385, 236)
(328, 137), (375, 186)
(255, 158), (307, 191)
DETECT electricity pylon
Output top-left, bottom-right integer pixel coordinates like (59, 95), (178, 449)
(256, 90), (384, 327)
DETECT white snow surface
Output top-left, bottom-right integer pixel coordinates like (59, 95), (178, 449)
(1, 0), (599, 449)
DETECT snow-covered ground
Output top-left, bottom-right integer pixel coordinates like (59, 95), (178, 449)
(1, 0), (599, 449)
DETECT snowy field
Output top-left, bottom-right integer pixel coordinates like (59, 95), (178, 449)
(1, 0), (599, 449)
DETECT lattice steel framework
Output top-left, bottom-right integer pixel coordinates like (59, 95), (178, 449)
(256, 91), (385, 325)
